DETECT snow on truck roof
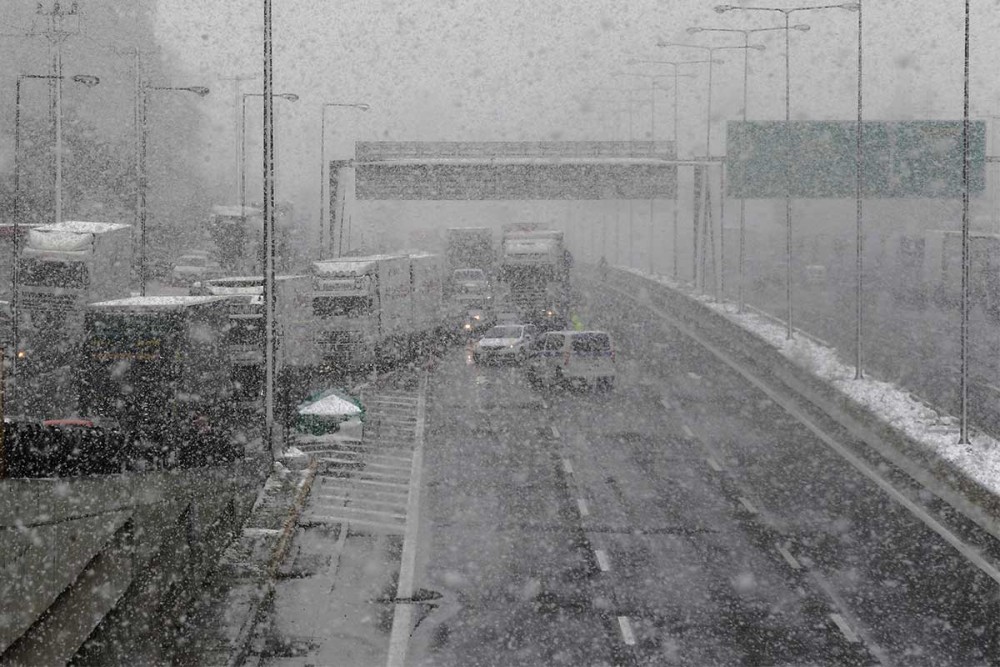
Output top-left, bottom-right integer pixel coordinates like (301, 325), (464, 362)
(313, 255), (405, 274)
(89, 295), (232, 309)
(33, 220), (130, 234)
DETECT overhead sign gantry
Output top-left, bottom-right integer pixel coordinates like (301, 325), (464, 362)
(350, 140), (677, 200)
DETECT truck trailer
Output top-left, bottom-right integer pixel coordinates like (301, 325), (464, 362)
(77, 295), (238, 450)
(18, 220), (132, 363)
(192, 274), (314, 408)
(445, 227), (495, 275)
(498, 224), (570, 329)
(310, 252), (445, 372)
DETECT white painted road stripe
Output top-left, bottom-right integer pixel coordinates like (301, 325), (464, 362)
(617, 616), (636, 645)
(595, 549), (610, 572)
(776, 543), (802, 570)
(386, 374), (428, 667)
(830, 613), (859, 643)
(577, 498), (590, 517)
(659, 397), (671, 410)
(682, 424), (694, 438)
(551, 425), (561, 439)
(706, 457), (722, 472)
(562, 458), (573, 475)
(738, 497), (758, 514)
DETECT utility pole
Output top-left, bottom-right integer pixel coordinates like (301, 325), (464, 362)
(221, 74), (259, 204)
(31, 2), (82, 225)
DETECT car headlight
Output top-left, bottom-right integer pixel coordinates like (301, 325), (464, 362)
(473, 314), (481, 321)
(463, 323), (472, 331)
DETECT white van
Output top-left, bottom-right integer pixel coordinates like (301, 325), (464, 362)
(525, 330), (616, 390)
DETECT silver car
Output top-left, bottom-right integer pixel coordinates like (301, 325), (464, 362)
(473, 324), (537, 364)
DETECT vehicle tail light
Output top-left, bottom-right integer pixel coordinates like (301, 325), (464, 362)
(563, 352), (570, 367)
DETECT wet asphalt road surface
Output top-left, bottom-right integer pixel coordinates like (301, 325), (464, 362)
(405, 284), (1000, 666)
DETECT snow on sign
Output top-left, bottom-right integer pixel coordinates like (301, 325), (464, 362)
(352, 140), (677, 200)
(726, 120), (986, 199)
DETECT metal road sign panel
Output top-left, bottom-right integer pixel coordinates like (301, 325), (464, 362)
(726, 121), (986, 199)
(353, 141), (677, 200)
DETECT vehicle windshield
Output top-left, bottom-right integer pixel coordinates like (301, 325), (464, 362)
(571, 332), (611, 353)
(9, 5), (999, 666)
(483, 326), (522, 339)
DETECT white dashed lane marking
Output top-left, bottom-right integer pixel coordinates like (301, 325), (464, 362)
(738, 497), (759, 515)
(681, 424), (694, 438)
(576, 498), (590, 517)
(617, 616), (636, 646)
(595, 549), (610, 572)
(706, 457), (722, 472)
(830, 613), (860, 643)
(551, 425), (561, 439)
(776, 543), (802, 571)
(562, 458), (573, 475)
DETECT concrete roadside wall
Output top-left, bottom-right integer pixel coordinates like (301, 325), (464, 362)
(596, 267), (1000, 543)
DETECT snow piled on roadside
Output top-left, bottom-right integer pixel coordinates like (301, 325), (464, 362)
(619, 266), (1000, 496)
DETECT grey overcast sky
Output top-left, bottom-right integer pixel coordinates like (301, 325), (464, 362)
(152, 1), (1000, 217)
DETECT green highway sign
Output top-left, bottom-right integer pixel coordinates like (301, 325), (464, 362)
(726, 120), (986, 199)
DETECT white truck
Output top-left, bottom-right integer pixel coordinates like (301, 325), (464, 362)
(408, 252), (446, 352)
(498, 224), (569, 329)
(311, 254), (411, 370)
(18, 221), (132, 362)
(310, 253), (445, 372)
(192, 274), (314, 408)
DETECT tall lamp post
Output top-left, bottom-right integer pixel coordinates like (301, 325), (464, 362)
(319, 101), (370, 257)
(631, 58), (716, 282)
(12, 72), (100, 406)
(659, 41), (766, 296)
(596, 90), (655, 266)
(137, 84), (210, 296)
(592, 87), (653, 268)
(686, 25), (787, 311)
(715, 3), (860, 338)
(612, 72), (680, 275)
(240, 91), (298, 231)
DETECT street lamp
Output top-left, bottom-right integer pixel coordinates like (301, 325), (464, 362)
(715, 3), (860, 338)
(659, 41), (763, 298)
(241, 92), (298, 234)
(11, 72), (100, 405)
(613, 72), (682, 276)
(590, 86), (653, 268)
(631, 57), (717, 283)
(319, 101), (370, 257)
(137, 84), (210, 296)
(685, 25), (785, 312)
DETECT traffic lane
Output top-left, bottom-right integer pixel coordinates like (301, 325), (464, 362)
(584, 282), (1000, 664)
(411, 349), (619, 666)
(545, 369), (869, 665)
(672, 374), (1000, 665)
